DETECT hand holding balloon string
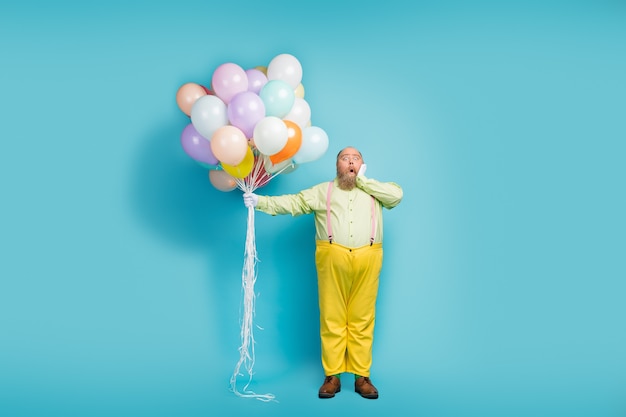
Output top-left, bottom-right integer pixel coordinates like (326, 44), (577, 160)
(243, 193), (259, 208)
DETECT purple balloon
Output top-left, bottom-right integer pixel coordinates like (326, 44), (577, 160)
(180, 123), (219, 165)
(246, 68), (268, 94)
(227, 91), (266, 139)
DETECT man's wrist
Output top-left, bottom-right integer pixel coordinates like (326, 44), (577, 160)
(256, 195), (267, 209)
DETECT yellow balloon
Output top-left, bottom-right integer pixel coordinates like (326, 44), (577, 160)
(222, 146), (254, 178)
(294, 83), (305, 98)
(255, 65), (268, 75)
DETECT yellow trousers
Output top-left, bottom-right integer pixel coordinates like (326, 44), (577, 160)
(315, 240), (383, 377)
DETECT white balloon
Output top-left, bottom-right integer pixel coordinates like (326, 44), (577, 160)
(190, 95), (228, 140)
(283, 97), (311, 129)
(263, 154), (294, 174)
(253, 116), (288, 156)
(267, 53), (303, 89)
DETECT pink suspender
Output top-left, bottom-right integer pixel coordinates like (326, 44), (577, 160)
(370, 196), (376, 245)
(326, 181), (376, 245)
(326, 181), (334, 242)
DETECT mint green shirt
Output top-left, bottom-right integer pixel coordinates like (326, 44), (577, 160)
(256, 175), (403, 248)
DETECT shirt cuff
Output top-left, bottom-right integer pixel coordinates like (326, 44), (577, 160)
(256, 195), (268, 210)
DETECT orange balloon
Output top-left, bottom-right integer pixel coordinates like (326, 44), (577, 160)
(222, 146), (255, 178)
(176, 82), (207, 116)
(270, 120), (302, 164)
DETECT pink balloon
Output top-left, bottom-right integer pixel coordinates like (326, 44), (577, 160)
(210, 125), (249, 166)
(212, 63), (248, 104)
(209, 169), (238, 192)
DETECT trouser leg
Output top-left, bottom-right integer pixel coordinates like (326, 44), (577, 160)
(345, 244), (382, 376)
(315, 242), (382, 376)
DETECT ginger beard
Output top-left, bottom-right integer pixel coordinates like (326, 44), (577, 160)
(336, 164), (358, 190)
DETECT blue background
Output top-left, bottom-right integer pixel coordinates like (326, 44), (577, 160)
(1, 1), (625, 416)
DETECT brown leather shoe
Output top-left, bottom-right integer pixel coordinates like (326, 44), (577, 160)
(318, 375), (341, 398)
(355, 376), (379, 399)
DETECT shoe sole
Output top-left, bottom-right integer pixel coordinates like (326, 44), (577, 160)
(318, 387), (341, 398)
(356, 390), (378, 399)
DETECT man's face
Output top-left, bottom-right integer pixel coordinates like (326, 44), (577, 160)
(336, 148), (363, 190)
(336, 148), (363, 178)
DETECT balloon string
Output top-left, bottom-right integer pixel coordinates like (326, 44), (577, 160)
(230, 158), (292, 402)
(235, 159), (294, 194)
(229, 205), (276, 402)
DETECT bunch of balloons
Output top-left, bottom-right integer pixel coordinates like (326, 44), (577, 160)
(176, 53), (329, 193)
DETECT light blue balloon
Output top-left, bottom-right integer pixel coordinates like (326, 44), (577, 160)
(259, 79), (295, 118)
(190, 95), (228, 140)
(293, 126), (329, 164)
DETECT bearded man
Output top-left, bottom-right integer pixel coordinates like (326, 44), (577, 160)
(243, 146), (403, 399)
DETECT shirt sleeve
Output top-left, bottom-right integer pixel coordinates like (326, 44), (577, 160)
(356, 175), (403, 209)
(255, 183), (327, 216)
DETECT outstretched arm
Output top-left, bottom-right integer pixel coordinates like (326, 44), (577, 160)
(244, 191), (315, 216)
